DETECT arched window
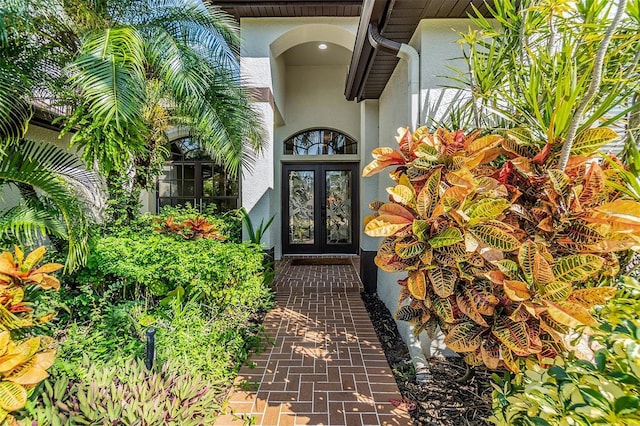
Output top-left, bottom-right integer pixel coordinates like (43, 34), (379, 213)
(284, 129), (357, 155)
(157, 137), (239, 211)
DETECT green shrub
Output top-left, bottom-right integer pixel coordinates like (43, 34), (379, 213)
(54, 235), (272, 384)
(52, 300), (145, 380)
(150, 300), (270, 383)
(490, 276), (640, 425)
(17, 358), (222, 425)
(104, 204), (243, 243)
(78, 234), (265, 301)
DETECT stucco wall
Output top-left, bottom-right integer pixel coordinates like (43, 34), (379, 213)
(419, 19), (473, 127)
(375, 19), (472, 358)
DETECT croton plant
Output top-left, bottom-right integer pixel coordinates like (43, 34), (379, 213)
(363, 127), (640, 372)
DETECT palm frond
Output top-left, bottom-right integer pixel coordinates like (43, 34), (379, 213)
(0, 140), (94, 271)
(0, 204), (68, 245)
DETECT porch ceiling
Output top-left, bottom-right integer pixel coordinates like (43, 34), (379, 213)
(213, 1), (362, 18)
(345, 0), (495, 101)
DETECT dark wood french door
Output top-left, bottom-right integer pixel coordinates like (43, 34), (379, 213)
(282, 163), (359, 254)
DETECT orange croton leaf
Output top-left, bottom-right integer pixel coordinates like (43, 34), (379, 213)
(587, 200), (640, 234)
(567, 287), (617, 308)
(544, 300), (598, 328)
(362, 147), (406, 177)
(365, 214), (412, 237)
(503, 280), (531, 301)
(378, 204), (415, 222)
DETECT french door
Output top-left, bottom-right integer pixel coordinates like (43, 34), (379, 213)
(282, 163), (359, 254)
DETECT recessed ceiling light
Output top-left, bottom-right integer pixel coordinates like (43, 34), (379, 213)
(318, 43), (328, 50)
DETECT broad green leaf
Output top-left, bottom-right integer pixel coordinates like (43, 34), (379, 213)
(505, 127), (534, 145)
(412, 220), (430, 242)
(570, 127), (619, 156)
(541, 281), (572, 302)
(427, 267), (457, 298)
(395, 238), (426, 259)
(428, 227), (463, 249)
(552, 254), (604, 283)
(467, 198), (510, 226)
(518, 242), (537, 285)
(432, 296), (456, 323)
(470, 224), (519, 251)
(444, 321), (483, 352)
(494, 259), (521, 280)
(413, 143), (439, 161)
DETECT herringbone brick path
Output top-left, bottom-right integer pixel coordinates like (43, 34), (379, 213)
(215, 257), (411, 426)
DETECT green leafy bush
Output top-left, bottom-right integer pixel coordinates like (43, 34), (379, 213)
(78, 234), (265, 300)
(151, 301), (269, 383)
(490, 276), (640, 425)
(17, 358), (222, 425)
(105, 204), (242, 243)
(54, 235), (272, 384)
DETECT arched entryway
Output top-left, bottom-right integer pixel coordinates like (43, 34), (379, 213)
(282, 129), (359, 255)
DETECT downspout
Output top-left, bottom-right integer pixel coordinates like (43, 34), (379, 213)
(367, 23), (430, 383)
(367, 23), (420, 129)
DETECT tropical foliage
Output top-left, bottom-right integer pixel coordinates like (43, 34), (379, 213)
(19, 358), (220, 425)
(490, 276), (640, 425)
(452, 0), (640, 148)
(0, 140), (100, 272)
(0, 333), (55, 425)
(0, 246), (60, 423)
(154, 216), (227, 241)
(363, 126), (640, 371)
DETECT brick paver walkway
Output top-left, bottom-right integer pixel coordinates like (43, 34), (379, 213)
(215, 257), (412, 426)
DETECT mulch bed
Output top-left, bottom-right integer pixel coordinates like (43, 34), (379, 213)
(361, 292), (494, 426)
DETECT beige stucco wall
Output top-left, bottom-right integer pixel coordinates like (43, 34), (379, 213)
(375, 19), (472, 358)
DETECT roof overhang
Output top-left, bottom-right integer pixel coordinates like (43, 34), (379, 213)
(214, 1), (362, 18)
(345, 0), (493, 101)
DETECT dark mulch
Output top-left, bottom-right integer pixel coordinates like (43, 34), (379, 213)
(361, 292), (494, 426)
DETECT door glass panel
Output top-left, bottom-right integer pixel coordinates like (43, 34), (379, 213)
(288, 170), (315, 245)
(325, 170), (352, 245)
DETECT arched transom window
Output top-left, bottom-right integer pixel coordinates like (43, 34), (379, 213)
(284, 129), (357, 155)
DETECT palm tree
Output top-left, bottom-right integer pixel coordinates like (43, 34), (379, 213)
(59, 0), (265, 177)
(0, 0), (264, 262)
